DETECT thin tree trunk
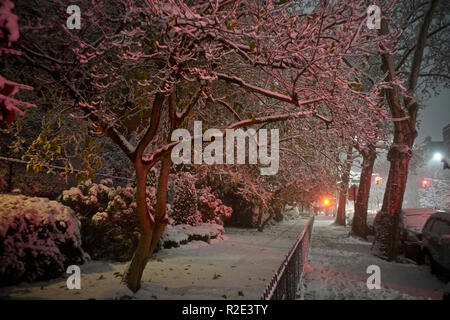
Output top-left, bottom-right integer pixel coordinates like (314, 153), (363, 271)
(335, 146), (352, 226)
(123, 157), (172, 292)
(336, 190), (347, 225)
(124, 162), (154, 292)
(352, 147), (376, 238)
(148, 157), (171, 255)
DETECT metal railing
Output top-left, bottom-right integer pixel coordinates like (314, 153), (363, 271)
(261, 215), (315, 300)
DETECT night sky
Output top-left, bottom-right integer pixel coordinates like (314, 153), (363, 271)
(416, 88), (450, 143)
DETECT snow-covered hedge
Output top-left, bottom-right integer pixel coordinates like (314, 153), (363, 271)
(160, 223), (225, 249)
(0, 195), (86, 286)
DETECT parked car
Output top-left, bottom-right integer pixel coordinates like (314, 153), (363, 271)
(366, 208), (437, 263)
(444, 282), (450, 301)
(422, 211), (450, 280)
(399, 208), (439, 263)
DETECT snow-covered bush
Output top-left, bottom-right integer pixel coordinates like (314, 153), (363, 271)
(0, 195), (86, 286)
(195, 172), (260, 228)
(59, 180), (172, 261)
(59, 179), (111, 217)
(60, 180), (138, 261)
(197, 187), (232, 224)
(171, 173), (201, 225)
(212, 183), (260, 228)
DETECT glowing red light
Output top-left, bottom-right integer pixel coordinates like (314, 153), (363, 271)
(421, 179), (430, 188)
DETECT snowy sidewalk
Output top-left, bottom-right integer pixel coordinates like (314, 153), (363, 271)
(0, 215), (309, 300)
(301, 218), (446, 300)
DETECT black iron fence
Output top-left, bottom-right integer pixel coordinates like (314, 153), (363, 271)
(261, 215), (315, 300)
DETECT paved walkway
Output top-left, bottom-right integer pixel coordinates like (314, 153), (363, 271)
(0, 215), (309, 300)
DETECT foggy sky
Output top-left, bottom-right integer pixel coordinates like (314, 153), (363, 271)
(416, 88), (450, 143)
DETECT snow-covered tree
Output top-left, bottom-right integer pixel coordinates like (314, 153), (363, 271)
(171, 173), (201, 225)
(10, 0), (399, 292)
(372, 0), (450, 260)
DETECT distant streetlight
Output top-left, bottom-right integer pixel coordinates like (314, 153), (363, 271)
(374, 176), (383, 185)
(433, 153), (443, 161)
(421, 178), (431, 188)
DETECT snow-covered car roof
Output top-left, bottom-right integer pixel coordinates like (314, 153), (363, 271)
(401, 208), (438, 215)
(426, 211), (450, 223)
(401, 209), (439, 233)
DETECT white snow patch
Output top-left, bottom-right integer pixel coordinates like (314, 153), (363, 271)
(300, 219), (446, 300)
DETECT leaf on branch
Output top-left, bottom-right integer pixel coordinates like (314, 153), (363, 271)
(249, 41), (256, 52)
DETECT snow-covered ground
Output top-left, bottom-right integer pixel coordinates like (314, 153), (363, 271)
(300, 218), (447, 300)
(0, 212), (309, 300)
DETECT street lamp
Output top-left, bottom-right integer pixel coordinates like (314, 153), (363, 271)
(433, 152), (443, 161)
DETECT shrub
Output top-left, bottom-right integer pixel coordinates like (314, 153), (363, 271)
(197, 187), (232, 224)
(0, 195), (86, 286)
(59, 180), (170, 261)
(195, 172), (261, 228)
(171, 173), (201, 225)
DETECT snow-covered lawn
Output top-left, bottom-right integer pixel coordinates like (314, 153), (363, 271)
(300, 218), (447, 300)
(0, 213), (309, 300)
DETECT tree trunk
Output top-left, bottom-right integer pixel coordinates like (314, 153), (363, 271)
(148, 157), (171, 255)
(371, 134), (413, 260)
(372, 0), (437, 260)
(123, 157), (172, 292)
(124, 162), (154, 292)
(352, 148), (376, 238)
(335, 189), (347, 226)
(335, 146), (352, 226)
